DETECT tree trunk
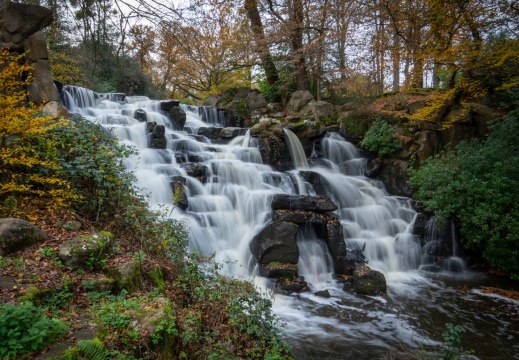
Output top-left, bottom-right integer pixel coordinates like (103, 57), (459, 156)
(289, 0), (307, 90)
(392, 34), (400, 92)
(244, 0), (279, 86)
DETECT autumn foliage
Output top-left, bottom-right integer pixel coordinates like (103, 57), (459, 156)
(0, 48), (76, 215)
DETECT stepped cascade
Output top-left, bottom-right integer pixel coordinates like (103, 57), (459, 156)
(58, 86), (518, 359)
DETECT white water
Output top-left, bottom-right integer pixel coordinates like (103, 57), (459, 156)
(58, 86), (518, 359)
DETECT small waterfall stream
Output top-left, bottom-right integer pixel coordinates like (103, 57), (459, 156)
(58, 86), (519, 360)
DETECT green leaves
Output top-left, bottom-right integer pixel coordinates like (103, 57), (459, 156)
(0, 301), (67, 359)
(410, 114), (519, 279)
(360, 118), (403, 156)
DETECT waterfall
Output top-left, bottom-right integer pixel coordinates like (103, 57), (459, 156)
(284, 128), (309, 169)
(55, 86), (514, 360)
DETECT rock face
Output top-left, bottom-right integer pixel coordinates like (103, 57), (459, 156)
(258, 263), (298, 278)
(0, 218), (49, 256)
(134, 109), (147, 122)
(383, 96), (409, 111)
(168, 106), (186, 130)
(147, 122), (167, 149)
(0, 2), (53, 47)
(109, 261), (141, 292)
(249, 220), (299, 265)
(287, 90), (314, 114)
(271, 194), (337, 213)
(246, 92), (267, 109)
(29, 59), (58, 104)
(353, 264), (387, 295)
(204, 94), (221, 107)
(58, 232), (113, 268)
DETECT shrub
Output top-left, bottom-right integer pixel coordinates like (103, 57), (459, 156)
(0, 301), (67, 359)
(360, 118), (403, 156)
(409, 113), (519, 279)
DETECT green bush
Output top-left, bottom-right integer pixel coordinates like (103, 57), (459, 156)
(50, 119), (139, 223)
(409, 113), (519, 279)
(0, 301), (67, 359)
(360, 118), (403, 156)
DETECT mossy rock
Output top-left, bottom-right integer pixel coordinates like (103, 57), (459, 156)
(0, 218), (49, 256)
(58, 231), (113, 269)
(91, 278), (114, 293)
(146, 265), (165, 289)
(353, 264), (386, 296)
(17, 284), (52, 305)
(109, 260), (141, 292)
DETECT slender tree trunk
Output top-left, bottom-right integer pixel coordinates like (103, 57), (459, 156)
(290, 0), (307, 90)
(392, 34), (400, 92)
(244, 0), (279, 85)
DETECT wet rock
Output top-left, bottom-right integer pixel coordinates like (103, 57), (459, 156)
(285, 120), (327, 140)
(98, 93), (126, 102)
(334, 256), (356, 276)
(272, 210), (338, 225)
(134, 108), (147, 122)
(246, 92), (267, 109)
(168, 106), (186, 130)
(170, 176), (188, 211)
(180, 163), (209, 183)
(276, 277), (310, 295)
(287, 90), (314, 114)
(258, 263), (298, 278)
(378, 159), (413, 197)
(198, 127), (223, 140)
(58, 232), (113, 269)
(271, 194), (337, 213)
(0, 218), (49, 256)
(160, 99), (180, 112)
(220, 127), (248, 138)
(299, 170), (332, 196)
(250, 220), (299, 265)
(109, 260), (141, 292)
(315, 290), (330, 298)
(364, 158), (383, 178)
(53, 79), (64, 93)
(326, 220), (346, 258)
(147, 122), (167, 149)
(353, 264), (387, 295)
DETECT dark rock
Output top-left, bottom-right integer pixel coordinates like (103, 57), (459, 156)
(160, 99), (180, 112)
(299, 170), (332, 197)
(314, 290), (331, 298)
(417, 131), (441, 161)
(277, 276), (310, 295)
(198, 127), (223, 140)
(258, 263), (298, 278)
(98, 93), (126, 102)
(180, 163), (209, 183)
(0, 218), (49, 256)
(147, 122), (167, 149)
(53, 79), (64, 93)
(271, 194), (337, 213)
(334, 256), (356, 276)
(353, 264), (386, 295)
(220, 127), (248, 139)
(378, 159), (413, 197)
(168, 106), (186, 130)
(412, 213), (430, 238)
(134, 108), (147, 122)
(272, 210), (338, 225)
(170, 176), (188, 211)
(406, 100), (426, 115)
(249, 220), (299, 265)
(234, 86), (250, 100)
(326, 220), (346, 258)
(246, 92), (267, 109)
(364, 158), (383, 178)
(58, 232), (113, 269)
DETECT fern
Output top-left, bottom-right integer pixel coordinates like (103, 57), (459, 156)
(77, 339), (110, 360)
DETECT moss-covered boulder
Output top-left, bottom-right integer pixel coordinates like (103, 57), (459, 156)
(109, 260), (141, 292)
(0, 218), (49, 256)
(353, 264), (386, 296)
(58, 232), (113, 269)
(17, 284), (52, 305)
(146, 265), (166, 289)
(90, 278), (114, 293)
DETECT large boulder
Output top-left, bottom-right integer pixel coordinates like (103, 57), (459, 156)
(249, 220), (299, 265)
(25, 31), (48, 62)
(0, 218), (49, 256)
(58, 232), (113, 269)
(134, 108), (147, 122)
(301, 100), (335, 119)
(353, 264), (387, 295)
(0, 2), (53, 46)
(42, 101), (68, 118)
(383, 96), (409, 111)
(258, 263), (298, 278)
(29, 59), (58, 104)
(198, 127), (223, 140)
(109, 261), (141, 292)
(204, 94), (222, 107)
(160, 100), (180, 112)
(378, 159), (413, 197)
(168, 107), (186, 130)
(180, 163), (209, 183)
(287, 90), (314, 114)
(285, 120), (327, 140)
(416, 131), (441, 161)
(277, 276), (310, 295)
(246, 92), (267, 109)
(271, 194), (337, 213)
(406, 100), (426, 115)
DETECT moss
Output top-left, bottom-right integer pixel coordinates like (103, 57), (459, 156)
(146, 265), (165, 290)
(18, 284), (42, 304)
(109, 261), (141, 293)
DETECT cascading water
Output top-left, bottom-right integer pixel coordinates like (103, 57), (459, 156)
(58, 86), (519, 359)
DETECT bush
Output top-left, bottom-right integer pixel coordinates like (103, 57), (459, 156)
(409, 113), (519, 279)
(0, 301), (67, 359)
(360, 118), (403, 156)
